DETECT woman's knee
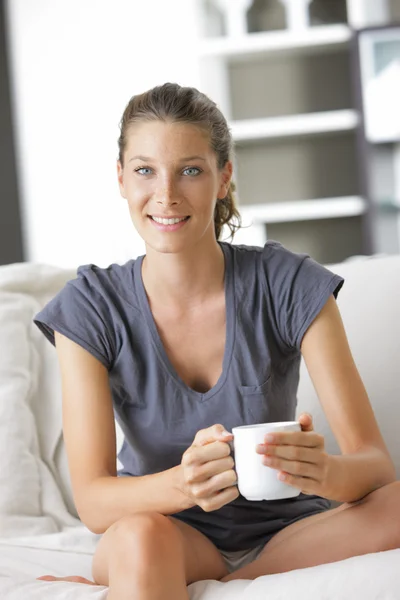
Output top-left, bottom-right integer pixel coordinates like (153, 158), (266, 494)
(107, 512), (183, 560)
(92, 512), (184, 585)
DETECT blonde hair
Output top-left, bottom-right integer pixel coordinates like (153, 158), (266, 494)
(118, 82), (241, 241)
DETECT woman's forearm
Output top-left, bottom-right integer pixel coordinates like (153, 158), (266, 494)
(327, 445), (396, 504)
(77, 466), (195, 534)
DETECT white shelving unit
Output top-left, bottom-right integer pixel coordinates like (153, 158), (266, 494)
(230, 109), (359, 142)
(199, 23), (352, 60)
(239, 196), (366, 224)
(197, 0), (398, 262)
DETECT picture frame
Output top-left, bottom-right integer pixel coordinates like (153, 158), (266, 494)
(357, 24), (400, 143)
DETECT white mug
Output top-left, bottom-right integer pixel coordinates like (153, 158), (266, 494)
(232, 421), (302, 501)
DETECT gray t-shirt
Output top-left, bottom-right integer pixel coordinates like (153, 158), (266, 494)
(34, 241), (344, 551)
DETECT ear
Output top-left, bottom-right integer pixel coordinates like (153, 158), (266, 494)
(117, 160), (127, 199)
(217, 160), (233, 199)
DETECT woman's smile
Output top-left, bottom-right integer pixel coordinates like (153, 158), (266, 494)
(149, 215), (190, 232)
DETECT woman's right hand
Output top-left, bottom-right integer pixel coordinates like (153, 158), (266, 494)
(180, 424), (239, 512)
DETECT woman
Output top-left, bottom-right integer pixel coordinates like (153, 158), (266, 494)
(34, 83), (399, 600)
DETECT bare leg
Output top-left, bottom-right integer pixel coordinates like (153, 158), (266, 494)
(37, 512), (228, 599)
(100, 513), (189, 600)
(37, 575), (94, 584)
(221, 481), (400, 581)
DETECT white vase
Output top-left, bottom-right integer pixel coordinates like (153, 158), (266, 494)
(214, 0), (253, 37)
(279, 0), (312, 30)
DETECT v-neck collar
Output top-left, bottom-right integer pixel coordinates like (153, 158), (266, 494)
(134, 242), (236, 401)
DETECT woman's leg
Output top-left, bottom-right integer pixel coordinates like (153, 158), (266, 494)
(37, 512), (229, 599)
(221, 480), (400, 582)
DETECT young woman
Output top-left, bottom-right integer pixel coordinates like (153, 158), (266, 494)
(34, 83), (399, 600)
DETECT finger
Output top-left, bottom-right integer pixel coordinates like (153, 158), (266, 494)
(193, 425), (233, 447)
(183, 440), (231, 466)
(184, 456), (235, 484)
(201, 484), (240, 512)
(276, 471), (319, 495)
(262, 455), (321, 480)
(264, 431), (323, 448)
(192, 468), (238, 499)
(258, 444), (320, 465)
(299, 413), (314, 432)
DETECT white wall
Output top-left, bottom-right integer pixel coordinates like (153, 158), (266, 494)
(5, 0), (202, 268)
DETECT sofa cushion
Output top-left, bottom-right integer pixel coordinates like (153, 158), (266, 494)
(297, 254), (400, 479)
(0, 288), (80, 536)
(0, 262), (125, 526)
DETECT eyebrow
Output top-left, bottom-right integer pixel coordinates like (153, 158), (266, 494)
(128, 155), (207, 163)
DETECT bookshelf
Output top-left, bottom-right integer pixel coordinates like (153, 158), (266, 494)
(196, 0), (400, 262)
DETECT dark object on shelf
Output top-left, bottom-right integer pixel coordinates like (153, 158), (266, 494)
(309, 0), (348, 27)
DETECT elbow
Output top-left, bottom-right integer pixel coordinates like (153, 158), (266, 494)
(73, 475), (119, 534)
(74, 489), (108, 535)
(379, 461), (397, 487)
(86, 521), (107, 535)
(369, 445), (396, 489)
(76, 504), (107, 535)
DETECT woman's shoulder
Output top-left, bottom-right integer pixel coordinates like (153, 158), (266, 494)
(64, 256), (141, 314)
(225, 240), (310, 273)
(75, 257), (136, 289)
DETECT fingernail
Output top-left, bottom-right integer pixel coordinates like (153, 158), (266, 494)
(221, 430), (232, 437)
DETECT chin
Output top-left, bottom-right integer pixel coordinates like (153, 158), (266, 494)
(139, 219), (214, 255)
(145, 237), (189, 255)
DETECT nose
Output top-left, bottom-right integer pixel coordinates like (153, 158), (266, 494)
(155, 177), (181, 207)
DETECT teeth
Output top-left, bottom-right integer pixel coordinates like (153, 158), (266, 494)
(152, 216), (187, 225)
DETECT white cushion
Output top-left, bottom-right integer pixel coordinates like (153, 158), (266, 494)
(0, 287), (79, 536)
(297, 254), (400, 479)
(0, 262), (124, 526)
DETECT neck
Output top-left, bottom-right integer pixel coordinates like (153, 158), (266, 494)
(141, 237), (225, 311)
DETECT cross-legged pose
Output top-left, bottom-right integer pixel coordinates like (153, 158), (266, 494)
(34, 82), (400, 600)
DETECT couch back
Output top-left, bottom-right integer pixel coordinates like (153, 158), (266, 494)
(297, 254), (400, 483)
(0, 254), (399, 530)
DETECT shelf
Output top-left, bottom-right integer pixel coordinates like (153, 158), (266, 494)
(230, 109), (359, 142)
(199, 24), (352, 62)
(238, 196), (367, 224)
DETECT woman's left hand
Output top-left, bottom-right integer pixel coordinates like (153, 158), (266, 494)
(255, 413), (333, 498)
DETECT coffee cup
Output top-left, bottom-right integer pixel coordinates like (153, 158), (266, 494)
(231, 421), (301, 501)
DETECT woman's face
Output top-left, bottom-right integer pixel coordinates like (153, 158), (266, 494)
(117, 120), (232, 254)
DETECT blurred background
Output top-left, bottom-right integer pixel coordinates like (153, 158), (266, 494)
(1, 0), (400, 269)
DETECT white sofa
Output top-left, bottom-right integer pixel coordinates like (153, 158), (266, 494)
(0, 253), (399, 600)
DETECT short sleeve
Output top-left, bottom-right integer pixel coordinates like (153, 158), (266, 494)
(262, 241), (344, 353)
(33, 266), (116, 370)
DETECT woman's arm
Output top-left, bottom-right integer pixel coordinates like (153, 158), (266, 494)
(55, 332), (194, 534)
(300, 295), (396, 503)
(77, 469), (194, 534)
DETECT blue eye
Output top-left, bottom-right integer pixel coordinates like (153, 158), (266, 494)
(135, 167), (153, 175)
(183, 167), (201, 176)
(134, 166), (202, 176)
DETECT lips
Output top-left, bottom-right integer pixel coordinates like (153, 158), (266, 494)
(148, 214), (190, 232)
(150, 216), (190, 225)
